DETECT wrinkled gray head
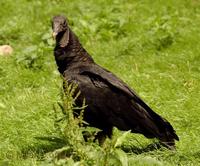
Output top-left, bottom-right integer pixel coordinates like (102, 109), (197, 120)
(52, 15), (68, 38)
(52, 15), (70, 47)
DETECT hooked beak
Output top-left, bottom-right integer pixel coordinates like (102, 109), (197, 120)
(52, 32), (57, 40)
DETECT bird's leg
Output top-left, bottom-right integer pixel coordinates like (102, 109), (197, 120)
(95, 131), (107, 145)
(95, 128), (113, 146)
(82, 130), (107, 144)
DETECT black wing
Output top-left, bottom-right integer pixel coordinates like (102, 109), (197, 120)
(65, 64), (179, 143)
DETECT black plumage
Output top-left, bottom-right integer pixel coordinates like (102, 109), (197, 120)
(52, 15), (179, 148)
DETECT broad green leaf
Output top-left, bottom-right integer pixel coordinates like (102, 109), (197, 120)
(114, 130), (131, 148)
(114, 149), (128, 166)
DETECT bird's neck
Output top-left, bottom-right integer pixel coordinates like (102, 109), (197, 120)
(54, 30), (94, 74)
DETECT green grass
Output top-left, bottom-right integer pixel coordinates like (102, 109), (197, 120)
(0, 0), (200, 165)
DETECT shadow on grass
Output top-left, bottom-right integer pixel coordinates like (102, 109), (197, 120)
(21, 136), (164, 160)
(122, 142), (163, 154)
(21, 136), (67, 159)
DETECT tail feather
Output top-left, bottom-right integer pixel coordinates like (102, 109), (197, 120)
(129, 98), (179, 148)
(137, 98), (178, 136)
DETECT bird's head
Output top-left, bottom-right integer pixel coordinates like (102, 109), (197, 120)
(52, 15), (68, 38)
(52, 15), (69, 47)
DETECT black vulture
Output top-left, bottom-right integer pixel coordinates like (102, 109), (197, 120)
(52, 15), (179, 149)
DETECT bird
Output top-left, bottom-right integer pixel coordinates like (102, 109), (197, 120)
(52, 15), (179, 149)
